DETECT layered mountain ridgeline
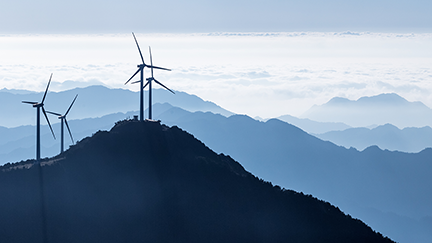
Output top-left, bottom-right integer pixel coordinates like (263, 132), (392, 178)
(0, 85), (233, 128)
(155, 106), (432, 243)
(315, 123), (432, 152)
(0, 112), (139, 164)
(301, 93), (432, 128)
(276, 114), (351, 134)
(0, 121), (393, 243)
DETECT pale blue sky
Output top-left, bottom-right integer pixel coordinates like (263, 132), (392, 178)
(0, 0), (431, 33)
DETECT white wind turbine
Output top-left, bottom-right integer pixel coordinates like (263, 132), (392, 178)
(125, 32), (171, 121)
(46, 94), (78, 154)
(22, 74), (56, 163)
(143, 46), (175, 120)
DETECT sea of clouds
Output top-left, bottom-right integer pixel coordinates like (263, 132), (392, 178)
(1, 32), (431, 118)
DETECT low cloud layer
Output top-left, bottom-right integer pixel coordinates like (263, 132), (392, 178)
(1, 33), (432, 118)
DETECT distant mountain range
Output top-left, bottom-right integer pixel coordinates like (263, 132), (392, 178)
(301, 93), (432, 128)
(154, 106), (432, 243)
(315, 124), (432, 152)
(275, 114), (351, 134)
(0, 112), (134, 164)
(2, 87), (432, 242)
(0, 121), (393, 243)
(4, 87), (431, 131)
(0, 103), (185, 164)
(2, 104), (432, 242)
(0, 88), (36, 95)
(0, 85), (234, 128)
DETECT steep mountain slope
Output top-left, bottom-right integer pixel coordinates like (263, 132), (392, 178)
(316, 124), (432, 152)
(156, 106), (432, 243)
(2, 104), (432, 242)
(159, 108), (432, 219)
(0, 121), (392, 243)
(301, 93), (432, 128)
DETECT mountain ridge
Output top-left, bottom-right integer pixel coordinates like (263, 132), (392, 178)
(275, 114), (351, 134)
(301, 93), (432, 128)
(0, 85), (234, 128)
(0, 120), (393, 243)
(316, 123), (432, 152)
(154, 106), (432, 243)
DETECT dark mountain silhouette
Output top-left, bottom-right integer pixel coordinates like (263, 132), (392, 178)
(316, 123), (432, 152)
(0, 85), (233, 127)
(275, 114), (351, 134)
(154, 105), (432, 243)
(0, 120), (393, 243)
(2, 103), (431, 242)
(301, 93), (432, 128)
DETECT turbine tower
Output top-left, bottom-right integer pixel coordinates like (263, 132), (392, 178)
(125, 32), (171, 121)
(144, 46), (175, 120)
(47, 94), (78, 154)
(22, 74), (56, 163)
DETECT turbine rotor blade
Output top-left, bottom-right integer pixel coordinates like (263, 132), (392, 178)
(147, 65), (171, 71)
(132, 32), (145, 65)
(46, 111), (62, 116)
(22, 101), (38, 105)
(64, 118), (74, 144)
(154, 79), (175, 94)
(143, 80), (150, 89)
(149, 46), (154, 78)
(42, 107), (56, 139)
(65, 94), (78, 116)
(125, 68), (140, 85)
(41, 73), (53, 104)
(131, 80), (141, 84)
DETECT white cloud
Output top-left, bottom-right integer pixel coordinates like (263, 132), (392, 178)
(1, 33), (432, 118)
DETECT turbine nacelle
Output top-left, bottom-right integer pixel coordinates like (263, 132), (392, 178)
(22, 101), (41, 107)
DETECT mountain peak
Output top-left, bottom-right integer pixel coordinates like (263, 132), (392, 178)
(65, 119), (250, 178)
(0, 120), (393, 242)
(302, 93), (432, 128)
(327, 96), (352, 105)
(356, 93), (407, 104)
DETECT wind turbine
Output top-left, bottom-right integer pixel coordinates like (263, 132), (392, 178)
(22, 74), (56, 163)
(125, 32), (171, 121)
(46, 94), (78, 154)
(144, 46), (175, 120)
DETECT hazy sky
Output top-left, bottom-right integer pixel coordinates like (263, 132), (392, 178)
(1, 1), (431, 118)
(1, 0), (431, 33)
